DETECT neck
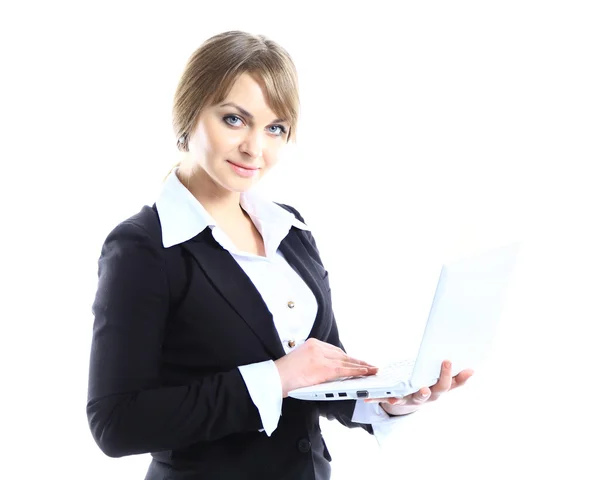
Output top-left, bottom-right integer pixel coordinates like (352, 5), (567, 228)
(176, 163), (246, 224)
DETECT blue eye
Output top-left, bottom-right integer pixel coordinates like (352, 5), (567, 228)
(268, 125), (287, 136)
(223, 115), (243, 127)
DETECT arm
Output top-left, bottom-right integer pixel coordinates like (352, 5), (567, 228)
(86, 221), (263, 458)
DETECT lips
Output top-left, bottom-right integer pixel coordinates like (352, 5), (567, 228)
(227, 160), (261, 178)
(227, 160), (259, 170)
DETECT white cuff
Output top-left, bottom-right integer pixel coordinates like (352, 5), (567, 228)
(238, 360), (283, 437)
(352, 400), (409, 447)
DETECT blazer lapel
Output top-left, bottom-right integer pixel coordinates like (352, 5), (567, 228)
(181, 231), (286, 360)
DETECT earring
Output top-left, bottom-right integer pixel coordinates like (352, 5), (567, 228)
(177, 134), (187, 146)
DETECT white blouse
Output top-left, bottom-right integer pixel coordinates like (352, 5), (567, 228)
(156, 168), (404, 446)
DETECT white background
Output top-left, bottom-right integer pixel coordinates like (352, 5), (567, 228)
(1, 1), (599, 478)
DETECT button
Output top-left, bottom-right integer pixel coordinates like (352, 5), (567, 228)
(287, 301), (295, 309)
(297, 438), (311, 453)
(288, 340), (296, 348)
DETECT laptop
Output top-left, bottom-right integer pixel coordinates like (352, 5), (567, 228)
(288, 241), (521, 401)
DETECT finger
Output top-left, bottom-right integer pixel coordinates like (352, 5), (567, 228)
(338, 360), (377, 372)
(387, 388), (430, 406)
(388, 396), (410, 406)
(344, 356), (379, 369)
(430, 360), (453, 399)
(324, 350), (379, 369)
(411, 387), (431, 405)
(329, 363), (370, 379)
(451, 369), (475, 389)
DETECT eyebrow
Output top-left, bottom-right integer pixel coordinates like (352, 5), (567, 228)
(220, 102), (287, 124)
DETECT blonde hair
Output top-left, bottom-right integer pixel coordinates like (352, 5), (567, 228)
(165, 31), (300, 179)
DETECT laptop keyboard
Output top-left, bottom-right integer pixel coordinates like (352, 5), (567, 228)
(374, 359), (415, 380)
(326, 359), (416, 389)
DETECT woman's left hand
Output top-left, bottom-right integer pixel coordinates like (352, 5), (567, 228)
(364, 360), (474, 416)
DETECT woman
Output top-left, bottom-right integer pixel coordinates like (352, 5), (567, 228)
(86, 30), (473, 480)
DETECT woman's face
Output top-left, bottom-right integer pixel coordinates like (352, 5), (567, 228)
(185, 72), (291, 193)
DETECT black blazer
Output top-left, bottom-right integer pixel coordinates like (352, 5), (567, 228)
(87, 203), (373, 480)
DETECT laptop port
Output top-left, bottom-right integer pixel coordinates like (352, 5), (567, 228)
(325, 393), (334, 398)
(356, 390), (369, 398)
(338, 392), (347, 397)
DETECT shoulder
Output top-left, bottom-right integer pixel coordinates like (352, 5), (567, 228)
(100, 204), (164, 254)
(93, 206), (169, 327)
(94, 205), (169, 298)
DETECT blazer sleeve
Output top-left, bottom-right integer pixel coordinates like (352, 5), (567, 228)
(280, 204), (374, 435)
(86, 220), (263, 458)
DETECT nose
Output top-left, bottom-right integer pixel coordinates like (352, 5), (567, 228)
(239, 129), (263, 160)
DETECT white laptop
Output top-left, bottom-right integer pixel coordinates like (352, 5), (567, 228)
(288, 241), (521, 401)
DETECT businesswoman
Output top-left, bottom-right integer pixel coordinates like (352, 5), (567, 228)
(86, 30), (473, 480)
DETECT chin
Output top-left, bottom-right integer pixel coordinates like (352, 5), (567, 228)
(219, 176), (260, 194)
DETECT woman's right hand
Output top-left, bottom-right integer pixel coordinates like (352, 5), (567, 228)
(274, 338), (379, 398)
